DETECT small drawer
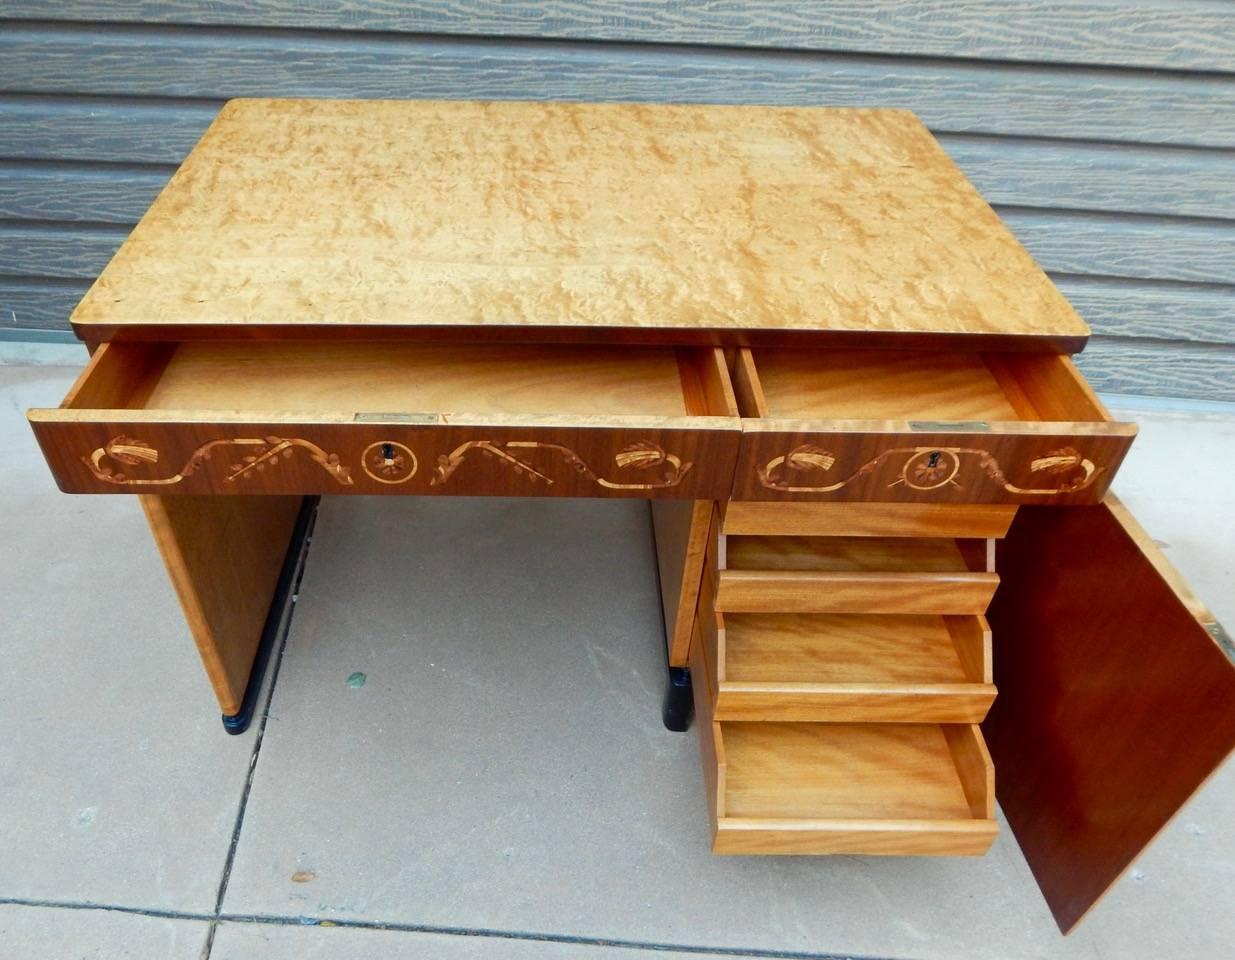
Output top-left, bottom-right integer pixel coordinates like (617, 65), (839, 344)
(689, 600), (996, 856)
(706, 721), (998, 856)
(721, 501), (1020, 539)
(701, 721), (997, 854)
(730, 347), (1136, 505)
(713, 613), (995, 723)
(28, 341), (741, 496)
(715, 535), (998, 614)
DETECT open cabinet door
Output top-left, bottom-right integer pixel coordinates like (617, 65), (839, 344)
(984, 496), (1235, 933)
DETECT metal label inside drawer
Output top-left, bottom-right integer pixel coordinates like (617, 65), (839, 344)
(353, 412), (441, 424)
(909, 420), (991, 432)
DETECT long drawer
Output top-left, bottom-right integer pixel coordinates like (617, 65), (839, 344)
(28, 341), (741, 497)
(729, 347), (1136, 505)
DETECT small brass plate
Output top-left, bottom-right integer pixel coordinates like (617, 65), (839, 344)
(353, 412), (440, 424)
(909, 420), (992, 432)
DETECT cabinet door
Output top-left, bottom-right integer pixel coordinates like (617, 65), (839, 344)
(985, 497), (1235, 932)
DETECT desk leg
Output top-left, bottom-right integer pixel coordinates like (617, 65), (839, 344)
(651, 500), (713, 731)
(140, 494), (312, 733)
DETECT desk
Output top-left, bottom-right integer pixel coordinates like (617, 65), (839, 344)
(27, 99), (1235, 934)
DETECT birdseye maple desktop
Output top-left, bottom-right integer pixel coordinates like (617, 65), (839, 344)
(26, 99), (1235, 934)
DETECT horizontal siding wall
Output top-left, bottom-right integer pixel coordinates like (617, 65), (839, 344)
(0, 3), (1232, 400)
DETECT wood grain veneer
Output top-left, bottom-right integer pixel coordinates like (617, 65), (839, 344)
(720, 502), (1019, 538)
(731, 347), (1135, 505)
(92, 342), (694, 417)
(714, 613), (995, 723)
(723, 535), (980, 573)
(69, 100), (1088, 349)
(716, 534), (998, 614)
(141, 494), (303, 715)
(651, 499), (715, 667)
(754, 350), (1022, 422)
(710, 721), (998, 856)
(28, 343), (742, 498)
(985, 496), (1235, 933)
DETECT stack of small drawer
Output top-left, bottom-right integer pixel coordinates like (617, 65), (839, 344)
(690, 503), (1014, 856)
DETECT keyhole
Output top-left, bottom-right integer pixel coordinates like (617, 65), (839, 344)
(380, 442), (395, 462)
(927, 451), (942, 468)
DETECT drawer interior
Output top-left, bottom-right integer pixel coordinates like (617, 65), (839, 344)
(734, 347), (1112, 424)
(723, 535), (989, 573)
(721, 613), (989, 686)
(720, 721), (991, 821)
(64, 342), (738, 418)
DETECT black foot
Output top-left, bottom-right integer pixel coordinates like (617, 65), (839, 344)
(662, 666), (694, 732)
(221, 496), (319, 735)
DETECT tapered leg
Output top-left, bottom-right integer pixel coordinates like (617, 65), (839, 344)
(141, 494), (306, 723)
(651, 500), (716, 731)
(650, 499), (714, 667)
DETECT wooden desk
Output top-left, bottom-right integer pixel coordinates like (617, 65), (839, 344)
(26, 99), (1235, 935)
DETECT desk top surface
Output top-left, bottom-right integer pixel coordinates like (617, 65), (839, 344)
(72, 99), (1088, 347)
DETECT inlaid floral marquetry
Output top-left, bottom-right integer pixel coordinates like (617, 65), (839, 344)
(84, 435), (352, 487)
(757, 444), (1101, 498)
(58, 432), (711, 497)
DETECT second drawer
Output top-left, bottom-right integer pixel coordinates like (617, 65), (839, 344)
(711, 612), (995, 723)
(716, 534), (998, 614)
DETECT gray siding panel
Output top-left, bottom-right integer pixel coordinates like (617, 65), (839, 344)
(0, 97), (219, 162)
(999, 211), (1235, 286)
(1054, 278), (1235, 346)
(0, 4), (1232, 400)
(4, 1), (1233, 72)
(1078, 339), (1235, 401)
(939, 137), (1235, 221)
(0, 224), (128, 280)
(0, 162), (172, 222)
(3, 25), (1235, 147)
(0, 279), (91, 330)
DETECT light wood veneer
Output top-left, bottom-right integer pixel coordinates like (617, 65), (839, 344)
(29, 342), (741, 498)
(68, 100), (1088, 350)
(730, 347), (1136, 505)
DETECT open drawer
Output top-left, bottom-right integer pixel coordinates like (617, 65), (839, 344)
(689, 599), (997, 857)
(730, 347), (1136, 505)
(712, 613), (994, 723)
(704, 720), (997, 856)
(715, 534), (998, 614)
(28, 341), (742, 496)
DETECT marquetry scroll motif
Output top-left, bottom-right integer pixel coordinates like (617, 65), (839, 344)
(430, 440), (693, 490)
(431, 440), (555, 487)
(758, 444), (1100, 497)
(83, 435), (354, 487)
(362, 441), (418, 484)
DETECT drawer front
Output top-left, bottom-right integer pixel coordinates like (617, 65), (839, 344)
(716, 534), (998, 615)
(713, 816), (998, 857)
(733, 425), (1134, 505)
(29, 416), (740, 498)
(29, 341), (742, 498)
(715, 570), (998, 615)
(721, 501), (1020, 539)
(730, 347), (1137, 505)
